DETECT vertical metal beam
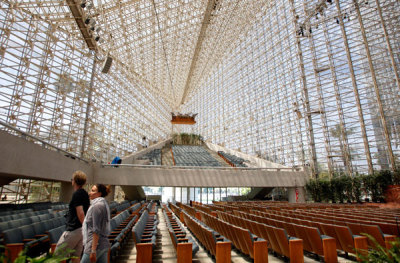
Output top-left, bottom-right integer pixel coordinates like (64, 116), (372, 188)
(289, 0), (319, 178)
(374, 0), (400, 93)
(180, 0), (218, 106)
(212, 187), (215, 202)
(80, 54), (96, 158)
(306, 29), (335, 177)
(334, 0), (373, 174)
(353, 0), (396, 171)
(322, 15), (353, 176)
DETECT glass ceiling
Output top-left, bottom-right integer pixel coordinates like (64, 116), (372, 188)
(12, 0), (268, 109)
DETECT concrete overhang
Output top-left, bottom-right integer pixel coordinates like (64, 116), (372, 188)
(94, 165), (307, 187)
(0, 130), (307, 188)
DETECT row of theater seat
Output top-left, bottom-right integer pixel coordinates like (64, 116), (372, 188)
(132, 204), (159, 262)
(181, 202), (341, 262)
(163, 204), (199, 262)
(0, 200), (147, 262)
(0, 208), (57, 222)
(138, 149), (162, 165)
(174, 202), (300, 262)
(0, 202), (66, 213)
(108, 202), (144, 261)
(176, 207), (232, 262)
(48, 202), (142, 261)
(109, 200), (132, 215)
(199, 210), (269, 262)
(0, 209), (65, 249)
(217, 151), (247, 167)
(207, 201), (399, 262)
(250, 209), (397, 253)
(2, 212), (67, 260)
(172, 145), (221, 167)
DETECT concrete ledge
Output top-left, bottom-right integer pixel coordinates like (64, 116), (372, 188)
(94, 165), (307, 187)
(0, 130), (93, 184)
(0, 130), (307, 189)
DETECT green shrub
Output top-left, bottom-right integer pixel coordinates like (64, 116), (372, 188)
(319, 179), (332, 202)
(331, 176), (345, 203)
(328, 178), (338, 203)
(393, 169), (400, 185)
(306, 170), (396, 203)
(305, 179), (321, 202)
(356, 235), (400, 263)
(362, 173), (380, 202)
(341, 175), (353, 202)
(0, 244), (74, 263)
(376, 170), (393, 201)
(352, 175), (362, 203)
(172, 133), (204, 145)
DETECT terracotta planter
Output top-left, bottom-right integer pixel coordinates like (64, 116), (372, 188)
(385, 185), (400, 203)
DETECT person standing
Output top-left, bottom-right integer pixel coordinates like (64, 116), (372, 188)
(81, 184), (111, 263)
(56, 171), (90, 262)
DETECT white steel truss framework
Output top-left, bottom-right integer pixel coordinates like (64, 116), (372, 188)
(0, 0), (399, 190)
(181, 0), (400, 177)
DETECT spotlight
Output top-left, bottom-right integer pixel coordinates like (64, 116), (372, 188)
(80, 0), (86, 8)
(95, 36), (100, 42)
(85, 18), (96, 26)
(90, 26), (95, 31)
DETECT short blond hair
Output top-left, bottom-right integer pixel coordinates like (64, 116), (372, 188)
(72, 170), (87, 186)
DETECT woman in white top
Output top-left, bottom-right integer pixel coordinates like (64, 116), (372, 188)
(81, 184), (111, 263)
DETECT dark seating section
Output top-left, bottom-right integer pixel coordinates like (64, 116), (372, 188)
(0, 204), (67, 250)
(172, 145), (221, 167)
(217, 151), (247, 167)
(109, 200), (133, 215)
(0, 202), (65, 213)
(0, 200), (143, 262)
(132, 210), (158, 244)
(162, 204), (199, 261)
(2, 211), (66, 260)
(138, 149), (162, 165)
(108, 202), (142, 262)
(146, 201), (158, 215)
(132, 204), (159, 262)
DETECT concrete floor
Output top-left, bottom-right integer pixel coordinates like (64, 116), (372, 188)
(115, 209), (356, 263)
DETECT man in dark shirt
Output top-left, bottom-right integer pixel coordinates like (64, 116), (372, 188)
(55, 170), (90, 262)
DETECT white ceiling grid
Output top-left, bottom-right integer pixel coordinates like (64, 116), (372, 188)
(9, 0), (266, 110)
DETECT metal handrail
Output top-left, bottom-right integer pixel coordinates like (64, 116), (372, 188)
(0, 120), (89, 163)
(102, 163), (302, 172)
